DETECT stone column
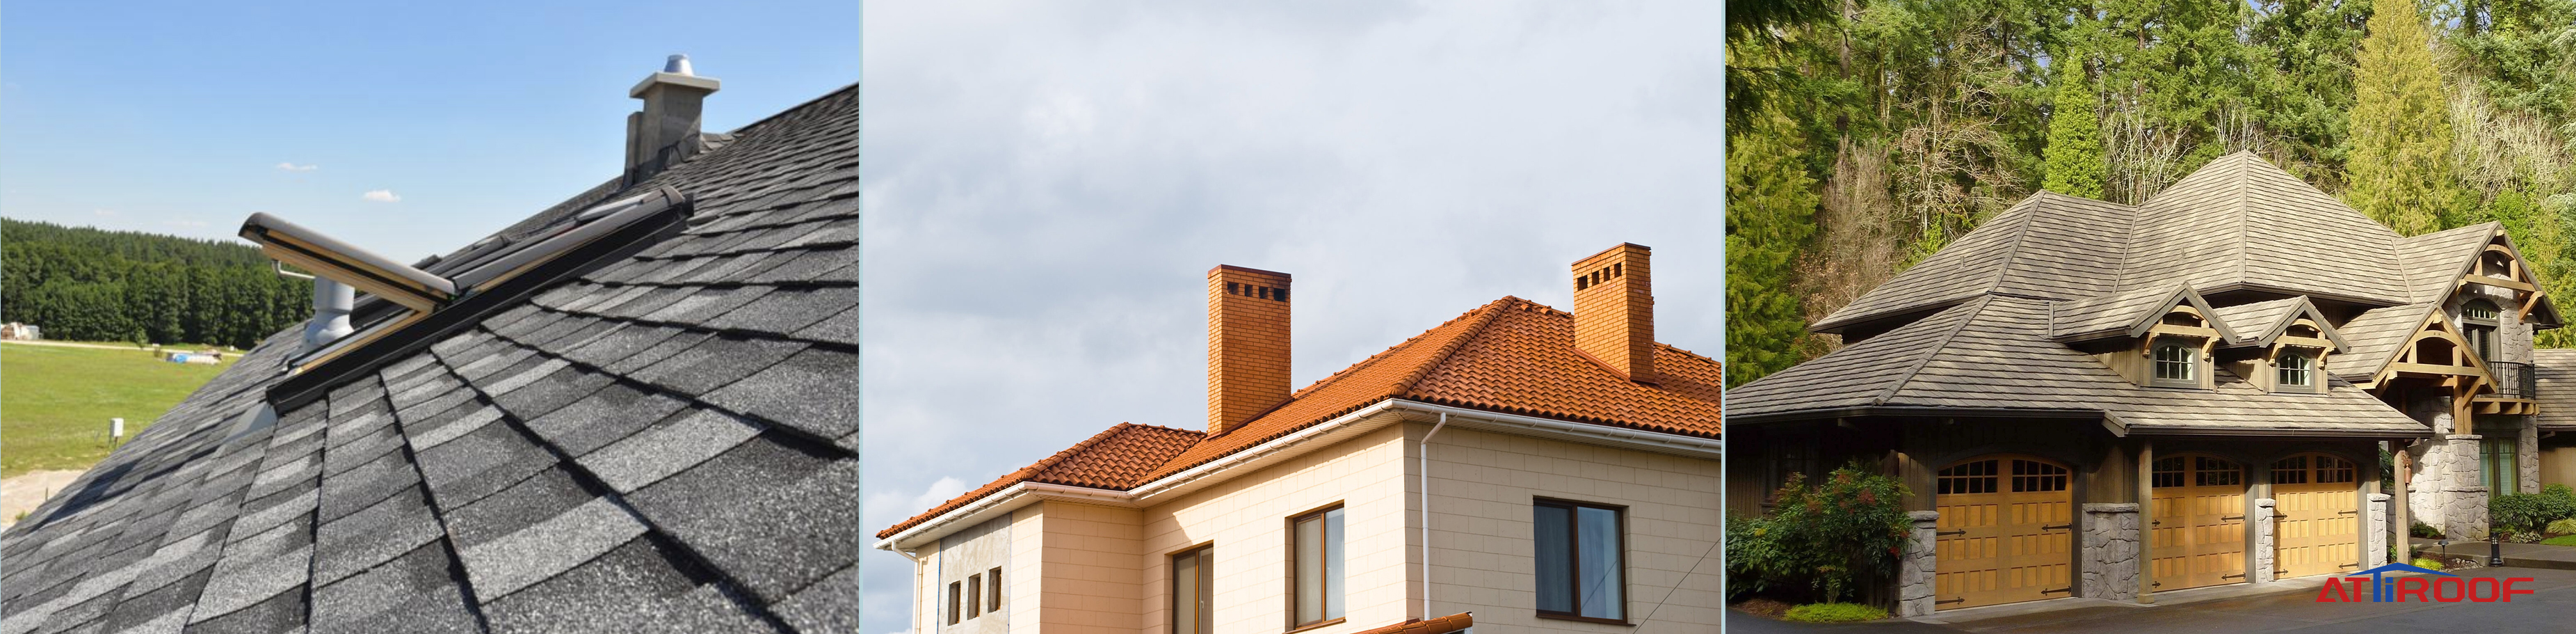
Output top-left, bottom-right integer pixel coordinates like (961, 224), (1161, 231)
(2521, 422), (2541, 495)
(2366, 493), (2392, 569)
(2442, 434), (2490, 539)
(1899, 510), (1940, 617)
(2080, 503), (2141, 601)
(2253, 499), (2277, 583)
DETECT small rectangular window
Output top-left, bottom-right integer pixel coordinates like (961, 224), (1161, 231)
(1535, 500), (1625, 621)
(966, 573), (981, 618)
(1290, 506), (1346, 627)
(988, 567), (1002, 612)
(1173, 546), (1215, 634)
(947, 581), (962, 625)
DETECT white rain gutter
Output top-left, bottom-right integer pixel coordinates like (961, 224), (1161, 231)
(873, 398), (1719, 550)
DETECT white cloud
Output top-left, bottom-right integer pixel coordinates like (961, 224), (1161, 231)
(91, 209), (117, 217)
(361, 189), (401, 203)
(275, 162), (319, 172)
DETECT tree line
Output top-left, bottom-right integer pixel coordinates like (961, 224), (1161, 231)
(1, 218), (312, 349)
(1728, 0), (2576, 386)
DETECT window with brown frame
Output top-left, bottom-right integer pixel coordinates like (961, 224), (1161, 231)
(1289, 506), (1346, 628)
(1173, 546), (1215, 634)
(966, 573), (982, 619)
(988, 566), (1002, 613)
(1535, 499), (1626, 622)
(947, 580), (962, 625)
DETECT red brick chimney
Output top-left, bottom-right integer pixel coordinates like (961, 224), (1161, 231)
(1207, 265), (1292, 435)
(1572, 244), (1653, 382)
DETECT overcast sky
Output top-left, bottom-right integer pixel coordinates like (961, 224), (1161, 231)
(860, 1), (1720, 631)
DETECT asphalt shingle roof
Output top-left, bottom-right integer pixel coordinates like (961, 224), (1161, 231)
(1, 83), (859, 634)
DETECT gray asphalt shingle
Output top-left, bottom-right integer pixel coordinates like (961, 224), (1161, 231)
(0, 82), (856, 634)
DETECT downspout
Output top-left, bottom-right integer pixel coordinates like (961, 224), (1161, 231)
(894, 547), (932, 634)
(1420, 412), (1447, 620)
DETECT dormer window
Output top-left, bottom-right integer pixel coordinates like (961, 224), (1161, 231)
(2276, 351), (2315, 392)
(2152, 339), (2196, 385)
(2463, 299), (2500, 362)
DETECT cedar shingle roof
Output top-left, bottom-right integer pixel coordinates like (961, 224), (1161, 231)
(0, 84), (860, 634)
(1732, 296), (2431, 434)
(1749, 153), (2576, 432)
(877, 296), (1719, 539)
(2536, 349), (2576, 431)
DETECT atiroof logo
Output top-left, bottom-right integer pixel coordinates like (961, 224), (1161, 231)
(2315, 563), (2536, 603)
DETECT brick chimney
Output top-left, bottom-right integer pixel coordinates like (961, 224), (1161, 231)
(1207, 265), (1292, 435)
(1572, 244), (1653, 382)
(626, 54), (721, 184)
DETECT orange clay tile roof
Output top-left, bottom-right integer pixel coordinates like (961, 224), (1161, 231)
(1351, 612), (1473, 634)
(878, 296), (1718, 539)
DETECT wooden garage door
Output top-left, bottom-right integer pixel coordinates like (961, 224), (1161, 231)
(2148, 455), (2248, 591)
(1933, 456), (2072, 610)
(2271, 454), (2361, 578)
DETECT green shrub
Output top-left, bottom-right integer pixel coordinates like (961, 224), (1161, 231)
(2412, 557), (2446, 571)
(2546, 518), (2576, 535)
(2491, 489), (2575, 533)
(1728, 461), (1914, 603)
(1783, 603), (1889, 623)
(2413, 521), (2445, 539)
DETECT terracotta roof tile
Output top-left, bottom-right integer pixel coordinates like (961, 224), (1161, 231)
(1351, 612), (1472, 634)
(878, 296), (1718, 539)
(876, 422), (1200, 538)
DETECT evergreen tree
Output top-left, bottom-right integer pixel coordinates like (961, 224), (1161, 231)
(2042, 61), (2107, 198)
(1727, 105), (1823, 387)
(2346, 0), (2453, 236)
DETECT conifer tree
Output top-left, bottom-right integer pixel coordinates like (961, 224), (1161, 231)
(1727, 104), (1821, 387)
(2042, 60), (2107, 199)
(2346, 0), (2452, 237)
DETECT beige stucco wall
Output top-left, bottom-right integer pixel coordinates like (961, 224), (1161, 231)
(935, 516), (1013, 633)
(1419, 424), (1723, 631)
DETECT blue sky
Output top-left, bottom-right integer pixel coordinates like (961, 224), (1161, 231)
(1, 1), (858, 262)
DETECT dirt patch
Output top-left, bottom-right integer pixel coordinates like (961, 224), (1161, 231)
(1734, 597), (1794, 619)
(1, 469), (86, 529)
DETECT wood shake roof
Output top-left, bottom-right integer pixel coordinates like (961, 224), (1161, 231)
(1739, 152), (2554, 435)
(878, 296), (1719, 539)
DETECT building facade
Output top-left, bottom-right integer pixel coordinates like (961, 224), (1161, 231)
(1730, 152), (2564, 615)
(878, 246), (1722, 633)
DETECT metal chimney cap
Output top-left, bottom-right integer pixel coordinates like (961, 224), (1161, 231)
(664, 54), (693, 76)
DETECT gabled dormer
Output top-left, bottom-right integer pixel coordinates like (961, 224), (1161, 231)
(2052, 284), (2240, 390)
(2212, 296), (2349, 394)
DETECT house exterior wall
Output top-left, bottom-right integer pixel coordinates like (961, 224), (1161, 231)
(2540, 433), (2576, 490)
(935, 516), (1014, 633)
(900, 415), (1720, 632)
(1418, 424), (1723, 631)
(1136, 422), (1413, 634)
(1733, 417), (2378, 613)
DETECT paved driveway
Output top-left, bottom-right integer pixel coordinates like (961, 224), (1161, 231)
(1731, 567), (2576, 634)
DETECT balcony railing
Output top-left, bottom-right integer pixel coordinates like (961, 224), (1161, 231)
(2490, 360), (2536, 399)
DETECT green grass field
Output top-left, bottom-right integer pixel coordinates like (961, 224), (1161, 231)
(1, 342), (237, 477)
